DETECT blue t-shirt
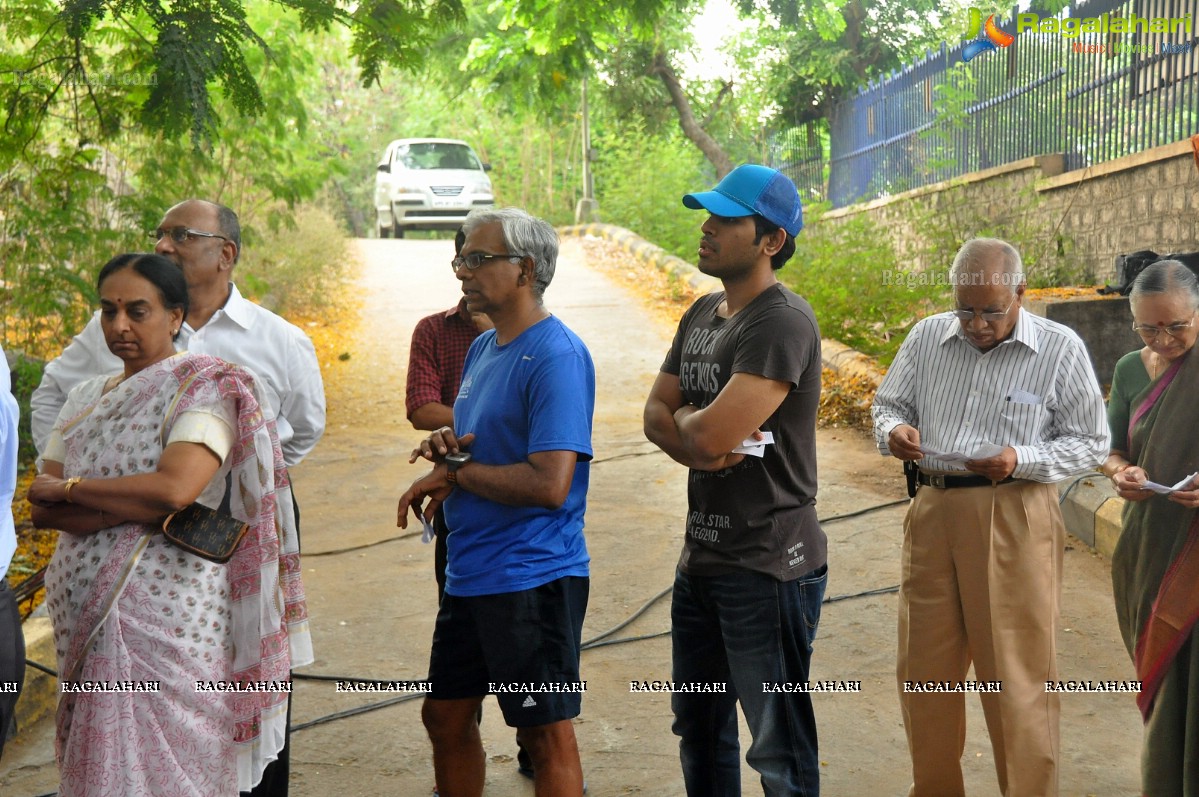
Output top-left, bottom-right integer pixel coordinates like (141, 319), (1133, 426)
(443, 315), (595, 597)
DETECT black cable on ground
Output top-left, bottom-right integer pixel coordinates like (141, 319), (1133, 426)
(24, 658), (56, 678)
(1058, 470), (1103, 506)
(303, 529), (423, 557)
(22, 497), (913, 745)
(290, 692), (422, 733)
(819, 497), (909, 522)
(582, 585), (671, 647)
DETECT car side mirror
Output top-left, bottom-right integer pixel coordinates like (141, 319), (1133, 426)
(377, 163), (391, 174)
(482, 163), (492, 172)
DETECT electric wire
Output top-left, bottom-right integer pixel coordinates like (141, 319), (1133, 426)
(282, 496), (910, 733)
(22, 497), (911, 737)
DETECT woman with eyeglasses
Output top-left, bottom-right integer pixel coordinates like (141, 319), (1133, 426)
(27, 253), (304, 796)
(1102, 259), (1199, 794)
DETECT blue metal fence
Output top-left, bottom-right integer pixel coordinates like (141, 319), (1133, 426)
(782, 0), (1198, 208)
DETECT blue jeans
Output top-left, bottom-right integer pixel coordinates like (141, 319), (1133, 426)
(671, 565), (827, 797)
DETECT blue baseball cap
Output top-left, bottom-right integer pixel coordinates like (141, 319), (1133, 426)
(682, 164), (803, 237)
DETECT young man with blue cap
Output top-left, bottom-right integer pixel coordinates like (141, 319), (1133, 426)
(643, 164), (827, 796)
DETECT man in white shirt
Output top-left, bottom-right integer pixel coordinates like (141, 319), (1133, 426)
(29, 199), (324, 796)
(31, 199), (325, 468)
(0, 347), (23, 761)
(871, 237), (1108, 797)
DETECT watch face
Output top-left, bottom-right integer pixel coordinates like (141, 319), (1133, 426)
(446, 452), (471, 466)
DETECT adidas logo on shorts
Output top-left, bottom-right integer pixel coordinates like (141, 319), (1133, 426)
(522, 695), (537, 708)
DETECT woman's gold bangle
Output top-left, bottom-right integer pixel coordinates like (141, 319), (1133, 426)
(63, 477), (82, 503)
(1111, 463), (1130, 478)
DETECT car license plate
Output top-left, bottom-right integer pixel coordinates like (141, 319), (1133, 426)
(432, 198), (465, 208)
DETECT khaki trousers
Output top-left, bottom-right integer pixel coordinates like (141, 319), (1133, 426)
(897, 479), (1063, 797)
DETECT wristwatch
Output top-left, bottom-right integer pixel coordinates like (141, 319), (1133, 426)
(445, 452), (472, 484)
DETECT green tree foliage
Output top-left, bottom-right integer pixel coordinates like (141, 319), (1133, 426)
(2, 0), (464, 149)
(590, 117), (707, 259)
(0, 2), (390, 354)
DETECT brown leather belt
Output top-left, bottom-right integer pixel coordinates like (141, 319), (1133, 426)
(916, 472), (1016, 489)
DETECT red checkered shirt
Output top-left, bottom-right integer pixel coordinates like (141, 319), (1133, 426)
(405, 299), (483, 420)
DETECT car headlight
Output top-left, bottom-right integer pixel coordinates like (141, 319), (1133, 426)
(393, 183), (424, 195)
(469, 180), (493, 195)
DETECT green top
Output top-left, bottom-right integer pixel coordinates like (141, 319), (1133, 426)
(1108, 349), (1151, 455)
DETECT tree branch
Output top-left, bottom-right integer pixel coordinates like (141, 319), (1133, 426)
(651, 52), (733, 178)
(699, 80), (733, 129)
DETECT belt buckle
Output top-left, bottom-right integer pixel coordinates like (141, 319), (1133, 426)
(929, 474), (947, 489)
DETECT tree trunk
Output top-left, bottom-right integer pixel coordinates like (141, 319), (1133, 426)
(652, 53), (734, 178)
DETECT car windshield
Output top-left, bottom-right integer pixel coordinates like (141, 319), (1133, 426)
(395, 143), (481, 171)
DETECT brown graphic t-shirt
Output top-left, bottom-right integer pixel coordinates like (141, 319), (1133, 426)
(662, 283), (826, 581)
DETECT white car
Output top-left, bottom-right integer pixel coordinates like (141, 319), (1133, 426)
(374, 138), (494, 238)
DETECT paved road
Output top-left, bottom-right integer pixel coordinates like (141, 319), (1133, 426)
(1, 237), (1142, 795)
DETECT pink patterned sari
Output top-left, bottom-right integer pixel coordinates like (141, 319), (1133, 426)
(45, 352), (311, 796)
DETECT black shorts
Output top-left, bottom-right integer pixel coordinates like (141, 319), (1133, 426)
(427, 576), (589, 727)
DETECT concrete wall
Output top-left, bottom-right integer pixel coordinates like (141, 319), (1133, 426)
(823, 139), (1199, 285)
(1023, 295), (1142, 387)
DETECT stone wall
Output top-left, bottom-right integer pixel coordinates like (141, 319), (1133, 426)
(823, 139), (1199, 284)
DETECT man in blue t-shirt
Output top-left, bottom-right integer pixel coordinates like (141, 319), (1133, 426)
(398, 207), (594, 797)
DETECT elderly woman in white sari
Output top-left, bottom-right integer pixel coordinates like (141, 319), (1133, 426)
(29, 252), (311, 796)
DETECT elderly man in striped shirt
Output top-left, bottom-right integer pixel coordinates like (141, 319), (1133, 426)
(872, 237), (1108, 797)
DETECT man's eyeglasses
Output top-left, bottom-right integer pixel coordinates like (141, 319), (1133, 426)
(1132, 317), (1195, 341)
(451, 252), (521, 272)
(951, 297), (1015, 324)
(150, 226), (230, 245)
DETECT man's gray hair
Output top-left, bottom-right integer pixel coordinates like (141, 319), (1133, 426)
(1130, 260), (1199, 309)
(463, 207), (558, 298)
(949, 238), (1025, 292)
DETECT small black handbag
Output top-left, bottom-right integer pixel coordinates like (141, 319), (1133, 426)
(162, 502), (249, 564)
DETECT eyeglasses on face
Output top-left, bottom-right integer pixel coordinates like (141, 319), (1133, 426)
(451, 252), (521, 272)
(150, 226), (230, 245)
(951, 297), (1015, 324)
(1132, 317), (1195, 341)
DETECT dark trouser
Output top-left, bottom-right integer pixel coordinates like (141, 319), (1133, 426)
(240, 486), (302, 796)
(431, 510), (534, 773)
(0, 580), (24, 761)
(671, 565), (827, 797)
(433, 506), (450, 602)
(242, 694), (291, 797)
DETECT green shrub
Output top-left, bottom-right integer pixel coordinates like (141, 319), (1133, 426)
(591, 122), (707, 260)
(783, 207), (950, 366)
(237, 204), (351, 317)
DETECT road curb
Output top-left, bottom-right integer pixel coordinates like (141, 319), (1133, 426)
(558, 222), (1123, 560)
(558, 223), (722, 295)
(13, 614), (56, 739)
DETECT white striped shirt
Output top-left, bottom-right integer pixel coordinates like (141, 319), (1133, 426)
(871, 308), (1109, 482)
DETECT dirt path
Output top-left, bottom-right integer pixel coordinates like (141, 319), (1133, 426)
(0, 236), (1143, 796)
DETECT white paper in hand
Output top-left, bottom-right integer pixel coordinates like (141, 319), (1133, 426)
(1140, 472), (1198, 495)
(733, 431), (775, 457)
(420, 514), (436, 544)
(919, 442), (1004, 463)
